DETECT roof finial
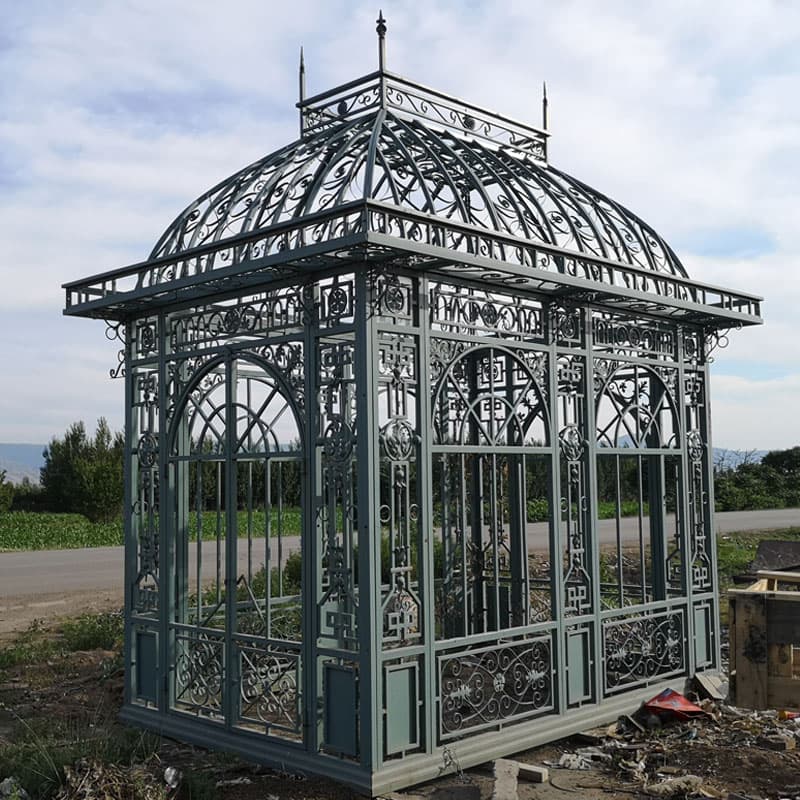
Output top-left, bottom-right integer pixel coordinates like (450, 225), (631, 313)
(299, 46), (306, 102)
(298, 46), (307, 136)
(376, 10), (387, 71)
(542, 81), (548, 131)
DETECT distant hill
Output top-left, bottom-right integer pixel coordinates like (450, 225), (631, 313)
(713, 448), (768, 469)
(0, 443), (45, 485)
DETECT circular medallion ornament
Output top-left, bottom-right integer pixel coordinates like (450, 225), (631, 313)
(137, 432), (158, 468)
(687, 430), (704, 463)
(323, 419), (354, 464)
(327, 286), (349, 316)
(559, 425), (584, 463)
(140, 325), (156, 353)
(223, 309), (241, 333)
(480, 302), (498, 326)
(383, 283), (406, 314)
(381, 419), (415, 461)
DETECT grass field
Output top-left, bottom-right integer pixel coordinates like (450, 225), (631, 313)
(0, 509), (302, 551)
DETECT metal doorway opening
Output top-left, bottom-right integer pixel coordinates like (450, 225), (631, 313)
(168, 355), (304, 740)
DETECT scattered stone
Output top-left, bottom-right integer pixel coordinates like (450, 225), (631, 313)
(695, 672), (728, 702)
(757, 733), (795, 750)
(492, 758), (519, 800)
(514, 762), (548, 784)
(644, 774), (704, 797)
(558, 753), (592, 770)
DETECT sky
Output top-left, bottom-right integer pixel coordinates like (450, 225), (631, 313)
(0, 1), (797, 450)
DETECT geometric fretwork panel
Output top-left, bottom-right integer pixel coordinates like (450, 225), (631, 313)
(557, 354), (592, 617)
(132, 364), (160, 616)
(685, 370), (712, 591)
(377, 330), (421, 647)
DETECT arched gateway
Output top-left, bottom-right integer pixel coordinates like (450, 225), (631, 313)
(64, 18), (762, 797)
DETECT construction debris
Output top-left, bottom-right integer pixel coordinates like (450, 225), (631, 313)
(642, 688), (710, 722)
(644, 774), (704, 797)
(729, 570), (800, 712)
(509, 676), (800, 800)
(756, 733), (795, 750)
(695, 672), (728, 702)
(514, 761), (548, 784)
(491, 758), (519, 800)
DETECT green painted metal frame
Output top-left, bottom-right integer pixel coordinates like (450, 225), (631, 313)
(66, 54), (761, 797)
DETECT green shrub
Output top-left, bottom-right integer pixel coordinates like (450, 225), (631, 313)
(61, 612), (123, 652)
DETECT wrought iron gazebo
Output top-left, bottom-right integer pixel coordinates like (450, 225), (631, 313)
(64, 18), (762, 796)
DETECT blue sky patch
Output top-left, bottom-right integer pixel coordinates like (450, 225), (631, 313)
(676, 226), (775, 259)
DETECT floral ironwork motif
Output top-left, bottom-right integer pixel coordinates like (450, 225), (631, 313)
(439, 638), (553, 738)
(595, 363), (680, 449)
(603, 611), (685, 692)
(174, 630), (225, 717)
(237, 643), (301, 735)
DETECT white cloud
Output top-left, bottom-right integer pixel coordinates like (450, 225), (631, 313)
(711, 373), (800, 450)
(0, 0), (797, 447)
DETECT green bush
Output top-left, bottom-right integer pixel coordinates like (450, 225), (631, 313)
(61, 612), (124, 652)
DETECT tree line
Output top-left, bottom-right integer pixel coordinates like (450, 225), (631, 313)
(2, 418), (301, 520)
(714, 447), (800, 511)
(1, 420), (798, 519)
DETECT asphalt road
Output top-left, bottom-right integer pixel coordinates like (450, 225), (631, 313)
(1, 508), (798, 601)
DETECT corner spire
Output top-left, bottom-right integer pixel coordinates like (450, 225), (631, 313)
(542, 81), (548, 131)
(299, 46), (307, 137)
(299, 46), (306, 102)
(376, 10), (387, 71)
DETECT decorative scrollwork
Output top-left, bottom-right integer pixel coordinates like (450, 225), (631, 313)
(174, 630), (225, 716)
(439, 638), (553, 738)
(704, 329), (730, 362)
(323, 419), (355, 464)
(237, 643), (301, 734)
(380, 419), (415, 461)
(603, 611), (685, 692)
(595, 363), (679, 449)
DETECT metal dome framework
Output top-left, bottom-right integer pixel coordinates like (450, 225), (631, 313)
(65, 26), (761, 797)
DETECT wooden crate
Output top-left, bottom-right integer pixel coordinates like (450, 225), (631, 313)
(729, 570), (800, 710)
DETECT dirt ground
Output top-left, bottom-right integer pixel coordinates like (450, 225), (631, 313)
(2, 615), (800, 799)
(0, 589), (123, 640)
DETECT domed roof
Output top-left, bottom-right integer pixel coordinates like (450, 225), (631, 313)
(63, 69), (760, 329)
(150, 107), (687, 279)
